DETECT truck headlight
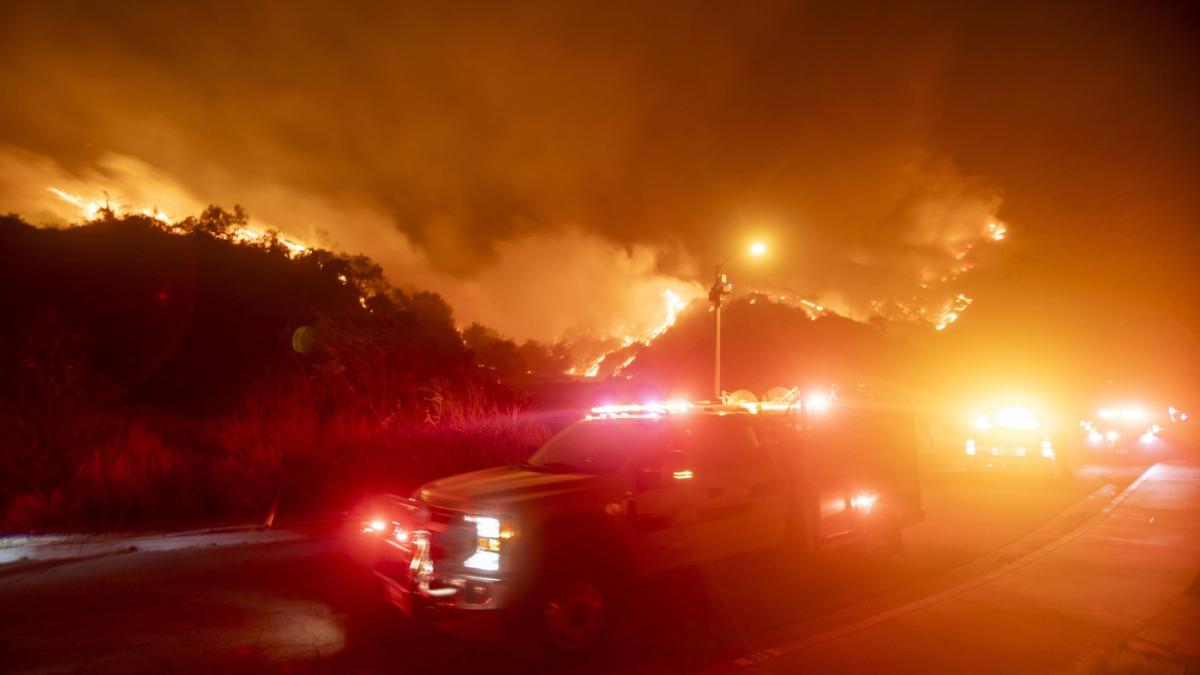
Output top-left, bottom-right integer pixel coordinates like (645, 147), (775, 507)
(463, 515), (514, 572)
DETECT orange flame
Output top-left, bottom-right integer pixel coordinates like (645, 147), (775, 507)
(579, 289), (693, 378)
(48, 186), (310, 257)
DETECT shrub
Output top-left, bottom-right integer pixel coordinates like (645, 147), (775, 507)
(0, 213), (550, 533)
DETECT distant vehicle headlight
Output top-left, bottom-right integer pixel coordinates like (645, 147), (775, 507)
(965, 439), (976, 456)
(1139, 425), (1161, 445)
(1041, 440), (1054, 458)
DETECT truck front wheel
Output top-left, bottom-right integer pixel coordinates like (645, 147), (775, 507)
(540, 576), (608, 652)
(518, 530), (624, 657)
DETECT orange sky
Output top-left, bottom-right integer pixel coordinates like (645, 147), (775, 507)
(1, 0), (1196, 397)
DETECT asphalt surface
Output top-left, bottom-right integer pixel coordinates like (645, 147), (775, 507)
(0, 460), (1155, 673)
(707, 461), (1200, 674)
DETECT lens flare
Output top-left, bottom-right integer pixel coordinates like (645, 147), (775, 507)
(806, 390), (834, 414)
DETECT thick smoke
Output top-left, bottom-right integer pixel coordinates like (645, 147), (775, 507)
(7, 0), (1192, 351)
(0, 146), (704, 342)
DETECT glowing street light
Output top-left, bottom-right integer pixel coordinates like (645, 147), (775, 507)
(711, 241), (768, 398)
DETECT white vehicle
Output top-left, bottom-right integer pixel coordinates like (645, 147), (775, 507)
(353, 394), (921, 652)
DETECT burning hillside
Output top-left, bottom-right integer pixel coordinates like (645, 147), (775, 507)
(604, 294), (926, 399)
(33, 179), (1003, 383)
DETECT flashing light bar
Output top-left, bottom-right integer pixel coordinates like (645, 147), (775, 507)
(1098, 406), (1148, 422)
(973, 405), (1040, 431)
(740, 390), (835, 415)
(589, 400), (694, 417)
(591, 389), (838, 419)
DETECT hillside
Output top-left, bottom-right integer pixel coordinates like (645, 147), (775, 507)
(0, 210), (546, 531)
(621, 294), (927, 401)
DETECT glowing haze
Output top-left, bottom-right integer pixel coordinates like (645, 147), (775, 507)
(1, 1), (1198, 395)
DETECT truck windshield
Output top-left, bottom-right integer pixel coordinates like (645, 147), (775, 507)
(526, 419), (664, 475)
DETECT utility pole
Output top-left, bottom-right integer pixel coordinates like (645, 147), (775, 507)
(707, 241), (766, 401)
(709, 265), (732, 399)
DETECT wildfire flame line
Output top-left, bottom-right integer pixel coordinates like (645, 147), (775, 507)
(47, 187), (310, 257)
(48, 187), (173, 225)
(580, 288), (691, 378)
(935, 293), (973, 331)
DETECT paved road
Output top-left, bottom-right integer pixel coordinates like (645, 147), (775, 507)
(0, 463), (1153, 673)
(704, 461), (1200, 674)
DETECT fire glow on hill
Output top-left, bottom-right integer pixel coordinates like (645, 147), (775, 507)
(42, 178), (1006, 379)
(49, 187), (310, 257)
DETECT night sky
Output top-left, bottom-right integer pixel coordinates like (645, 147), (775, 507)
(1, 0), (1197, 395)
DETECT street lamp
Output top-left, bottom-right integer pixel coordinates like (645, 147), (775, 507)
(709, 241), (767, 399)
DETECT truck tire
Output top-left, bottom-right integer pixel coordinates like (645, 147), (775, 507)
(538, 569), (610, 653)
(512, 528), (625, 658)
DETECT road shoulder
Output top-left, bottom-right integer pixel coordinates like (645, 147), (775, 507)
(706, 462), (1200, 673)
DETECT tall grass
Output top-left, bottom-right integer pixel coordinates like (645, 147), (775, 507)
(0, 215), (553, 533)
(0, 352), (549, 533)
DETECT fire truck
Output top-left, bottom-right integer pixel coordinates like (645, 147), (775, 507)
(352, 389), (922, 653)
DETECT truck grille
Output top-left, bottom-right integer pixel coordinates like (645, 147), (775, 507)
(424, 505), (474, 564)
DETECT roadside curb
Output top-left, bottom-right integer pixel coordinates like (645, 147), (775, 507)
(0, 546), (141, 579)
(0, 524), (333, 579)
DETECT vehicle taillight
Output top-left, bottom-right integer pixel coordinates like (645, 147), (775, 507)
(850, 492), (878, 514)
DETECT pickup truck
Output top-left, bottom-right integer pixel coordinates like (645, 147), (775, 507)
(354, 397), (921, 653)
